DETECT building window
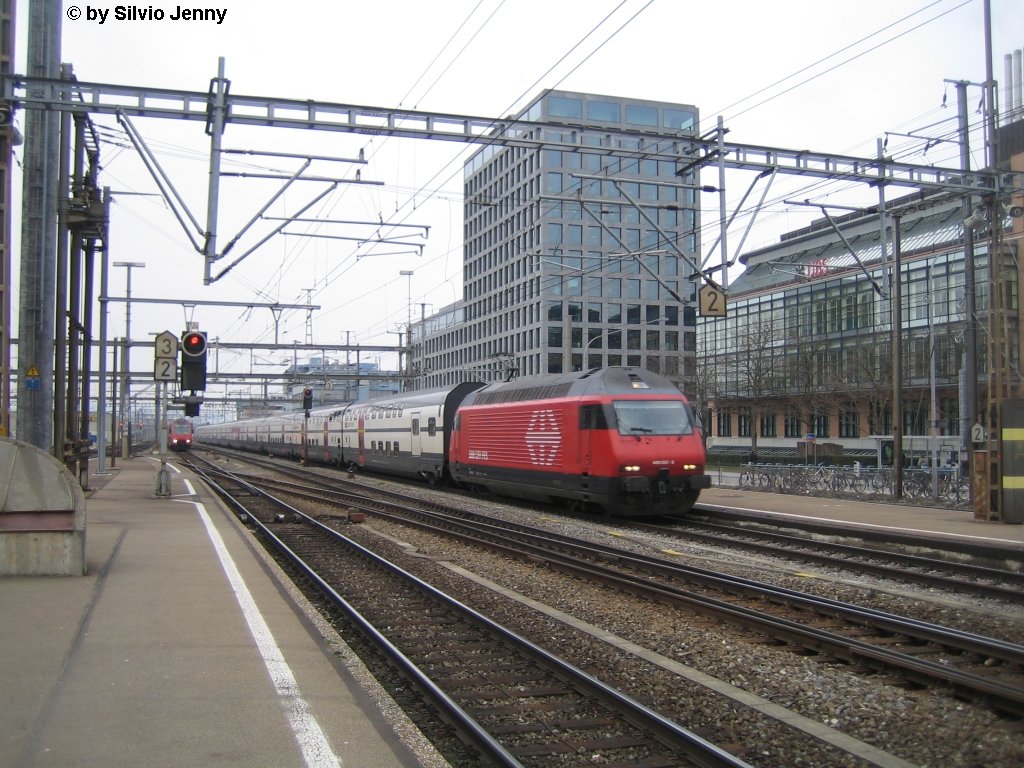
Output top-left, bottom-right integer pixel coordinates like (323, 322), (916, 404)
(717, 409), (732, 437)
(587, 100), (620, 122)
(738, 409), (752, 437)
(839, 404), (859, 438)
(625, 104), (658, 126)
(784, 409), (802, 438)
(549, 95), (582, 118)
(760, 414), (777, 437)
(811, 413), (830, 438)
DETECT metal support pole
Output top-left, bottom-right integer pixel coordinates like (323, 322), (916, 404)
(114, 261), (145, 459)
(16, 0), (61, 450)
(95, 189), (111, 473)
(716, 116), (729, 289)
(892, 214), (904, 499)
(53, 63), (72, 461)
(956, 81), (979, 499)
(203, 56), (228, 284)
(156, 380), (170, 496)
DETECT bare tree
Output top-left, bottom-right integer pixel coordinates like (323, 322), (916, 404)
(706, 313), (784, 459)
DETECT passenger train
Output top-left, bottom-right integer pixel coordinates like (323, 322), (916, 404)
(168, 417), (194, 452)
(194, 367), (710, 515)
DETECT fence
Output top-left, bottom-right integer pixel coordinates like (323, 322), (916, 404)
(736, 463), (969, 507)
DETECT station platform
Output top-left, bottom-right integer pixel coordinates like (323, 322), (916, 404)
(700, 479), (1024, 557)
(0, 455), (445, 768)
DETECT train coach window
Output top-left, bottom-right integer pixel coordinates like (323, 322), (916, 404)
(393, 442), (400, 456)
(412, 418), (420, 436)
(427, 417), (437, 436)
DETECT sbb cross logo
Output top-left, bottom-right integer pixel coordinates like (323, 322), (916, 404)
(525, 410), (561, 466)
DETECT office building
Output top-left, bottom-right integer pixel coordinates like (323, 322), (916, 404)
(413, 90), (702, 390)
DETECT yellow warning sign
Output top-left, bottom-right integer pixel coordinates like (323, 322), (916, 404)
(26, 365), (40, 377)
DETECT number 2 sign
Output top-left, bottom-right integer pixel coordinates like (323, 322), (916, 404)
(699, 284), (726, 317)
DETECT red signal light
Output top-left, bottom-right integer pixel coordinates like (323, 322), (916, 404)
(182, 332), (207, 356)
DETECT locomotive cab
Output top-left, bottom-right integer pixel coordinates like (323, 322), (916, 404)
(581, 396), (710, 513)
(450, 367), (711, 516)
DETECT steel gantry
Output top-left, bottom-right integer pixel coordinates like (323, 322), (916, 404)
(3, 59), (1020, 517)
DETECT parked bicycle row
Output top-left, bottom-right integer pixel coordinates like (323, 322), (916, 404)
(736, 463), (970, 506)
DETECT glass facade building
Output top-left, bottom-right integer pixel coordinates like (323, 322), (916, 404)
(698, 193), (1021, 461)
(413, 90), (701, 391)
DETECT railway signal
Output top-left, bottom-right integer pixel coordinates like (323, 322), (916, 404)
(302, 387), (313, 412)
(180, 331), (208, 391)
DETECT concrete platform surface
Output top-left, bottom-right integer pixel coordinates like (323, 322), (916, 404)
(0, 455), (444, 768)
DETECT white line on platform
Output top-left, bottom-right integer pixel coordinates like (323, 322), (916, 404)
(181, 479), (342, 768)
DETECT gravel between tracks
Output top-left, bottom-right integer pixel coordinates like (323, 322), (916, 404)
(333, 477), (1024, 768)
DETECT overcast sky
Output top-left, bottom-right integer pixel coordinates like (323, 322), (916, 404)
(13, 0), (1024, 380)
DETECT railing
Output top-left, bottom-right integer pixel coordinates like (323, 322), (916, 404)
(737, 463), (969, 507)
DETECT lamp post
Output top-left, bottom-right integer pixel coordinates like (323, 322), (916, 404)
(113, 261), (145, 459)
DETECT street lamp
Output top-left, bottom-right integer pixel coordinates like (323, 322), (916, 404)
(113, 261), (145, 459)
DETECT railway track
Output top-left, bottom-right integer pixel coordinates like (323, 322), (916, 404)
(642, 517), (1024, 604)
(188, 454), (755, 768)
(189, 451), (1024, 719)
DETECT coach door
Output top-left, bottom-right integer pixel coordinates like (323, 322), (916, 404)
(411, 411), (423, 458)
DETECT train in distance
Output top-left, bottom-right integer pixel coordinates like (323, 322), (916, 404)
(195, 366), (711, 516)
(168, 418), (194, 452)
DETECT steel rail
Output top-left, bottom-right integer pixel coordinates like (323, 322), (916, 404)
(188, 456), (756, 768)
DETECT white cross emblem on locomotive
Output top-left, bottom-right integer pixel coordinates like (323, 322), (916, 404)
(525, 409), (561, 466)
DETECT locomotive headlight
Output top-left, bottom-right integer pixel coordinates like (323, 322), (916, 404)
(621, 464), (641, 472)
(682, 464), (697, 470)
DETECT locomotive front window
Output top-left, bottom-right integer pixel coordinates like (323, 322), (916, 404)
(613, 400), (694, 436)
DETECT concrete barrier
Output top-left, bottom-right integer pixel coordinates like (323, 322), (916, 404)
(0, 438), (86, 575)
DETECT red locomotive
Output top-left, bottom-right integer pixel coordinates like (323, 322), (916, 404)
(449, 367), (709, 514)
(168, 417), (194, 452)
